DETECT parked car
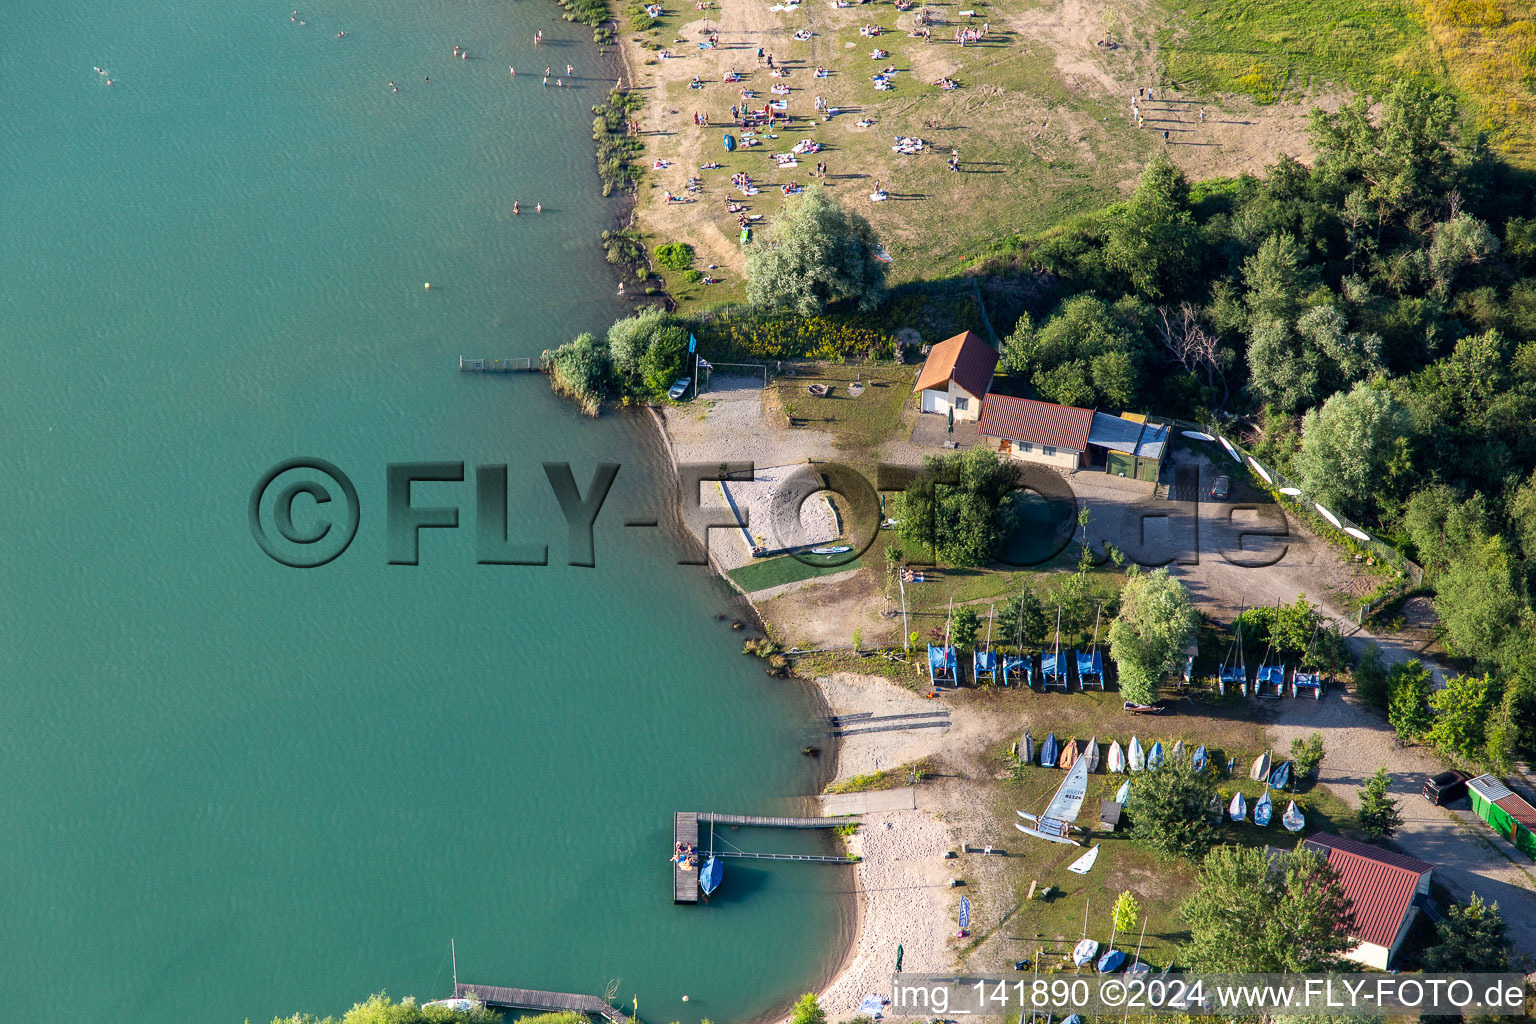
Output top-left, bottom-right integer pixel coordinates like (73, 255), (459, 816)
(1423, 769), (1471, 805)
(1210, 475), (1231, 500)
(668, 378), (690, 400)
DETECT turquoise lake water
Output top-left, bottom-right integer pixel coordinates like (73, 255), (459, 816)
(0, 1), (849, 1020)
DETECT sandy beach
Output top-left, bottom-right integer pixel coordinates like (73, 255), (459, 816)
(809, 671), (963, 1020)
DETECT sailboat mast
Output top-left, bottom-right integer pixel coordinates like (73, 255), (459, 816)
(1090, 603), (1101, 658)
(451, 938), (458, 989)
(1130, 917), (1147, 969)
(1081, 900), (1090, 940)
(986, 604), (994, 652)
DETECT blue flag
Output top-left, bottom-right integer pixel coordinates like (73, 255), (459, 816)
(688, 333), (698, 353)
(959, 895), (971, 931)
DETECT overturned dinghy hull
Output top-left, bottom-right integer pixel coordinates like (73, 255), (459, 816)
(1250, 750), (1271, 782)
(1192, 744), (1208, 773)
(1041, 732), (1059, 767)
(1108, 741), (1126, 774)
(1128, 736), (1145, 772)
(1083, 736), (1100, 773)
(1229, 792), (1248, 822)
(1282, 801), (1305, 832)
(1021, 732), (1036, 764)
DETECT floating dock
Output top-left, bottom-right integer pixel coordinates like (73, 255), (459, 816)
(454, 983), (628, 1023)
(459, 356), (536, 373)
(675, 809), (861, 903)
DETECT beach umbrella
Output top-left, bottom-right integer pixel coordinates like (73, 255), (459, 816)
(896, 944), (903, 971)
(947, 406), (955, 435)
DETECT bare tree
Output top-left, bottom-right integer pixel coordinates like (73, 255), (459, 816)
(1158, 302), (1229, 410)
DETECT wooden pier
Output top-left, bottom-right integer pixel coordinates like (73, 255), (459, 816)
(675, 809), (861, 904)
(454, 983), (628, 1023)
(674, 811), (700, 904)
(459, 356), (536, 373)
(697, 812), (856, 828)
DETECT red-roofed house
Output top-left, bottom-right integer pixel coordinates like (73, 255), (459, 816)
(1302, 833), (1434, 969)
(912, 331), (998, 423)
(976, 394), (1095, 470)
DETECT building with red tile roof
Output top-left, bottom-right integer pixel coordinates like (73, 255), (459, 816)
(976, 393), (1095, 470)
(1302, 833), (1433, 969)
(912, 331), (998, 423)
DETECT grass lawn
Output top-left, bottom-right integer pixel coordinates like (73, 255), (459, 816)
(728, 550), (863, 592)
(767, 361), (916, 455)
(1156, 0), (1440, 104)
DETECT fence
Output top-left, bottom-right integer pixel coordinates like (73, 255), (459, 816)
(1167, 417), (1423, 617)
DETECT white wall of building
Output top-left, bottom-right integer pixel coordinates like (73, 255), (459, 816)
(919, 382), (984, 422)
(996, 440), (1082, 470)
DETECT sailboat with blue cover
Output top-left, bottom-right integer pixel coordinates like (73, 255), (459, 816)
(1253, 787), (1274, 826)
(1040, 732), (1059, 768)
(1075, 603), (1105, 689)
(700, 821), (724, 896)
(973, 604), (998, 686)
(1192, 744), (1208, 773)
(1270, 760), (1293, 791)
(1041, 606), (1068, 690)
(1147, 741), (1164, 770)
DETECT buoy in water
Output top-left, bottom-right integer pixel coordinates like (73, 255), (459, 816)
(424, 282), (431, 289)
(682, 996), (690, 1003)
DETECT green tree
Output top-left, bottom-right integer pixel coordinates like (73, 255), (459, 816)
(638, 323), (689, 397)
(1111, 889), (1141, 938)
(789, 993), (828, 1024)
(1104, 155), (1199, 300)
(745, 186), (888, 314)
(1387, 659), (1434, 741)
(1427, 673), (1500, 764)
(269, 992), (507, 1024)
(1427, 213), (1499, 296)
(1000, 588), (1047, 649)
(607, 307), (681, 394)
(1352, 642), (1390, 709)
(1246, 318), (1322, 411)
(1107, 568), (1200, 704)
(1126, 751), (1219, 858)
(1017, 294), (1148, 409)
(951, 606), (981, 649)
(1244, 232), (1318, 327)
(547, 332), (612, 414)
(1421, 894), (1510, 972)
(1293, 383), (1410, 521)
(1357, 766), (1403, 838)
(893, 449), (1021, 566)
(1289, 732), (1326, 781)
(1183, 846), (1355, 972)
(1000, 312), (1034, 377)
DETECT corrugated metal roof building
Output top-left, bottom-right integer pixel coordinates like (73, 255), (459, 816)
(977, 394), (1095, 470)
(1302, 833), (1433, 970)
(1467, 774), (1536, 858)
(1086, 412), (1170, 482)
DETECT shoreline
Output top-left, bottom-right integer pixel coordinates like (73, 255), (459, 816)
(641, 399), (957, 1022)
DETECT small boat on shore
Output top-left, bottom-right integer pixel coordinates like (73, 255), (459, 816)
(1083, 736), (1100, 773)
(1073, 937), (1100, 967)
(1115, 780), (1130, 805)
(809, 544), (851, 554)
(1108, 740), (1126, 773)
(1020, 732), (1035, 765)
(1128, 736), (1145, 772)
(1282, 801), (1305, 832)
(1192, 744), (1208, 773)
(1254, 787), (1273, 827)
(1059, 736), (1079, 770)
(1270, 760), (1293, 790)
(1171, 739), (1185, 762)
(1097, 948), (1125, 973)
(1229, 791), (1248, 822)
(1041, 732), (1059, 768)
(1250, 750), (1271, 782)
(1147, 740), (1164, 770)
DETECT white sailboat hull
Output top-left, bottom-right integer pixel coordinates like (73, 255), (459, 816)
(1016, 822), (1081, 845)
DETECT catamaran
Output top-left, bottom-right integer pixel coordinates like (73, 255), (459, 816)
(974, 604), (998, 686)
(1016, 754), (1091, 845)
(928, 597), (959, 689)
(1291, 621), (1326, 699)
(1219, 603), (1248, 697)
(1254, 600), (1286, 698)
(1003, 587), (1033, 687)
(1041, 606), (1068, 691)
(1076, 603), (1105, 689)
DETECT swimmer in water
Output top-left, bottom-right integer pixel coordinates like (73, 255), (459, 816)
(543, 75), (548, 85)
(390, 81), (397, 92)
(557, 78), (563, 87)
(513, 201), (520, 214)
(509, 66), (515, 77)
(336, 30), (345, 37)
(567, 64), (574, 76)
(536, 203), (542, 213)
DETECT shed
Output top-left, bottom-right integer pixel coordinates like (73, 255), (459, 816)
(1087, 412), (1169, 482)
(1098, 800), (1122, 831)
(912, 330), (998, 423)
(977, 394), (1094, 470)
(1467, 774), (1536, 858)
(1302, 833), (1433, 969)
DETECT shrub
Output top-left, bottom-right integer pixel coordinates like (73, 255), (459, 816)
(655, 242), (696, 270)
(682, 268), (703, 283)
(1289, 732), (1325, 780)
